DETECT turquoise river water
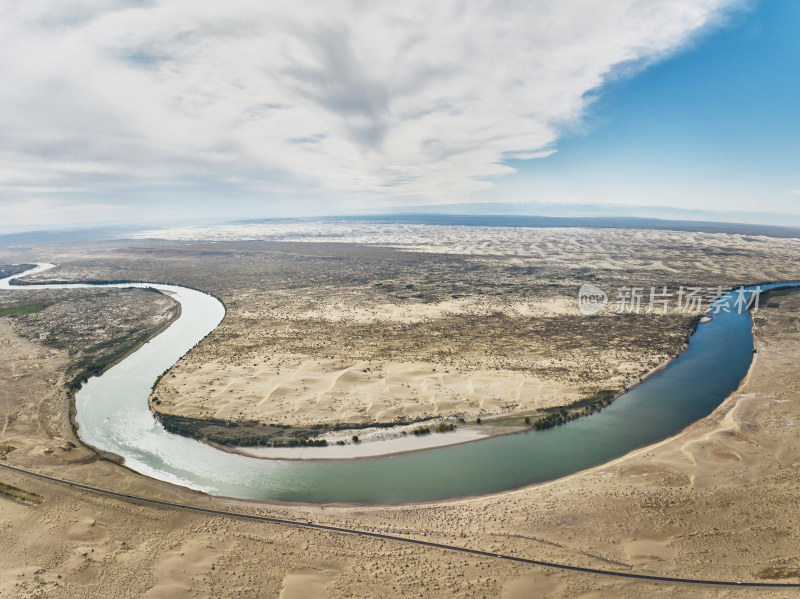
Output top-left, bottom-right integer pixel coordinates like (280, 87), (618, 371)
(2, 264), (794, 504)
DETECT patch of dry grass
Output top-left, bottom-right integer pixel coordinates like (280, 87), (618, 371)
(0, 481), (42, 504)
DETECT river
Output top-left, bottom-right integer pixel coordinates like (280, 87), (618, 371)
(1, 264), (792, 503)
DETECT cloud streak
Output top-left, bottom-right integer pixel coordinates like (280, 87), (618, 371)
(0, 0), (738, 220)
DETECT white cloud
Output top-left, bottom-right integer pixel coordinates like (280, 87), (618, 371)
(0, 196), (132, 229)
(0, 0), (738, 218)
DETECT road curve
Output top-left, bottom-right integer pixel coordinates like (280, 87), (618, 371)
(1, 463), (798, 589)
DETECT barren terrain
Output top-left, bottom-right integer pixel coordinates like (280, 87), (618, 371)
(4, 224), (800, 448)
(0, 285), (179, 397)
(0, 250), (798, 597)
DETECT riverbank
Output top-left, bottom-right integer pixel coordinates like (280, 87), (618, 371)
(1, 263), (715, 467)
(230, 426), (489, 460)
(158, 346), (687, 461)
(226, 327), (695, 461)
(5, 263), (784, 502)
(1, 289), (800, 596)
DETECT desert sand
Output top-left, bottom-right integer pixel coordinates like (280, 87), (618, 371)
(137, 229), (799, 434)
(1, 271), (800, 597)
(6, 225), (800, 450)
(157, 355), (579, 427)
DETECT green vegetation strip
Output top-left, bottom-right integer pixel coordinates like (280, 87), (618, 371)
(67, 334), (152, 393)
(0, 305), (44, 316)
(0, 481), (42, 504)
(532, 389), (616, 430)
(761, 289), (793, 307)
(154, 413), (328, 447)
(151, 410), (439, 447)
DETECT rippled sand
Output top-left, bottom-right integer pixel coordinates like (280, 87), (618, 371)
(1, 281), (800, 597)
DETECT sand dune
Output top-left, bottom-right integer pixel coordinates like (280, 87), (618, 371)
(2, 267), (800, 596)
(156, 355), (580, 426)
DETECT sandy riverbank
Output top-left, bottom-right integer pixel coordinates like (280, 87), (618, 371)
(234, 429), (488, 460)
(2, 288), (800, 596)
(4, 228), (800, 596)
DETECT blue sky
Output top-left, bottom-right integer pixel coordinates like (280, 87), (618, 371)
(0, 0), (797, 231)
(485, 0), (800, 222)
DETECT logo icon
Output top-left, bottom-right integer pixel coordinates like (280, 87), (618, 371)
(578, 284), (608, 315)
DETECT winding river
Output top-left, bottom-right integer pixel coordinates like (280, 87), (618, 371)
(1, 263), (794, 504)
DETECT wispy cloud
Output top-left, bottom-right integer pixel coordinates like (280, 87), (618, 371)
(0, 0), (737, 220)
(0, 196), (132, 230)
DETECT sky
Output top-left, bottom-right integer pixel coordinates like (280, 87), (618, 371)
(484, 0), (800, 220)
(0, 0), (798, 232)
